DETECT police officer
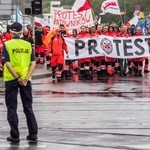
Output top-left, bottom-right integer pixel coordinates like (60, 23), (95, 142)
(2, 22), (38, 143)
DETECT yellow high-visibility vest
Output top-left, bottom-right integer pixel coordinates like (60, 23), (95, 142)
(4, 39), (32, 82)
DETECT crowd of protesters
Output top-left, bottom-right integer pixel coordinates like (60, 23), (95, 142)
(43, 23), (150, 80)
(0, 22), (149, 80)
(71, 24), (149, 79)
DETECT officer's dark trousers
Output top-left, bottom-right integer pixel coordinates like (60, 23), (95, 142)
(5, 80), (38, 138)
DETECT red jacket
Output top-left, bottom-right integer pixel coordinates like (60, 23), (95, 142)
(77, 32), (90, 38)
(113, 31), (120, 37)
(135, 32), (142, 36)
(120, 32), (129, 37)
(4, 32), (12, 41)
(49, 35), (68, 55)
(107, 31), (114, 36)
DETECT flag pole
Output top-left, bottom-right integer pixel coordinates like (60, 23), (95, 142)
(88, 0), (97, 25)
(120, 14), (124, 26)
(119, 0), (124, 26)
(91, 8), (97, 22)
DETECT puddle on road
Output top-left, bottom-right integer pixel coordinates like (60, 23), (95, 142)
(33, 89), (150, 100)
(0, 76), (149, 99)
(32, 76), (150, 99)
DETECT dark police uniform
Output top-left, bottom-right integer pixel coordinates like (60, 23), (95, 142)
(2, 22), (38, 142)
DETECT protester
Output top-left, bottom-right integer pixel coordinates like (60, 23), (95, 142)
(77, 25), (92, 79)
(22, 28), (34, 45)
(72, 29), (78, 38)
(119, 25), (129, 76)
(144, 27), (150, 73)
(35, 23), (45, 64)
(99, 25), (109, 77)
(105, 26), (116, 76)
(2, 22), (38, 143)
(26, 24), (33, 35)
(144, 57), (149, 73)
(126, 27), (134, 74)
(3, 25), (12, 42)
(42, 26), (51, 69)
(133, 27), (145, 76)
(96, 24), (102, 35)
(113, 26), (121, 73)
(48, 28), (69, 79)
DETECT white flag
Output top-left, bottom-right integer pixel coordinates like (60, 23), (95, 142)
(100, 0), (120, 15)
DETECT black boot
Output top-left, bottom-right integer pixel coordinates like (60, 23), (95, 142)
(26, 134), (38, 141)
(144, 70), (149, 73)
(127, 68), (132, 74)
(7, 136), (20, 143)
(52, 71), (55, 78)
(138, 70), (143, 77)
(134, 68), (138, 76)
(97, 70), (102, 77)
(80, 69), (85, 79)
(46, 64), (50, 69)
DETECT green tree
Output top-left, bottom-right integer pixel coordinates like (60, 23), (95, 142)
(92, 0), (150, 24)
(45, 0), (150, 24)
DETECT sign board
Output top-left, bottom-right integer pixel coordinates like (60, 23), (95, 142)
(65, 36), (150, 60)
(0, 0), (15, 18)
(0, 0), (12, 4)
(0, 10), (13, 16)
(12, 0), (22, 5)
(51, 7), (94, 32)
(0, 5), (12, 10)
(0, 15), (11, 20)
(51, 1), (61, 6)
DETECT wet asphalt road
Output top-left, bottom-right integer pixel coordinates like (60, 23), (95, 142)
(0, 65), (150, 149)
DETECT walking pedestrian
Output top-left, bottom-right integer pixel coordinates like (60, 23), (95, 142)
(49, 28), (68, 79)
(2, 22), (38, 143)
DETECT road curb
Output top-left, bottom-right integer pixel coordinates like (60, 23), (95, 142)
(32, 73), (51, 79)
(33, 89), (149, 95)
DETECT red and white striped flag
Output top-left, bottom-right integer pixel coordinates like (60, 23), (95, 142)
(34, 17), (49, 27)
(125, 16), (139, 27)
(100, 0), (120, 15)
(72, 0), (92, 12)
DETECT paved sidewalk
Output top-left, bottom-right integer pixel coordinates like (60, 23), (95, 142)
(32, 64), (51, 79)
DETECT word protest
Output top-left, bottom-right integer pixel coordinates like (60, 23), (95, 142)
(65, 35), (150, 59)
(51, 7), (94, 32)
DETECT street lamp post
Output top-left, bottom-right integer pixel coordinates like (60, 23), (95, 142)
(16, 0), (19, 22)
(22, 0), (26, 26)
